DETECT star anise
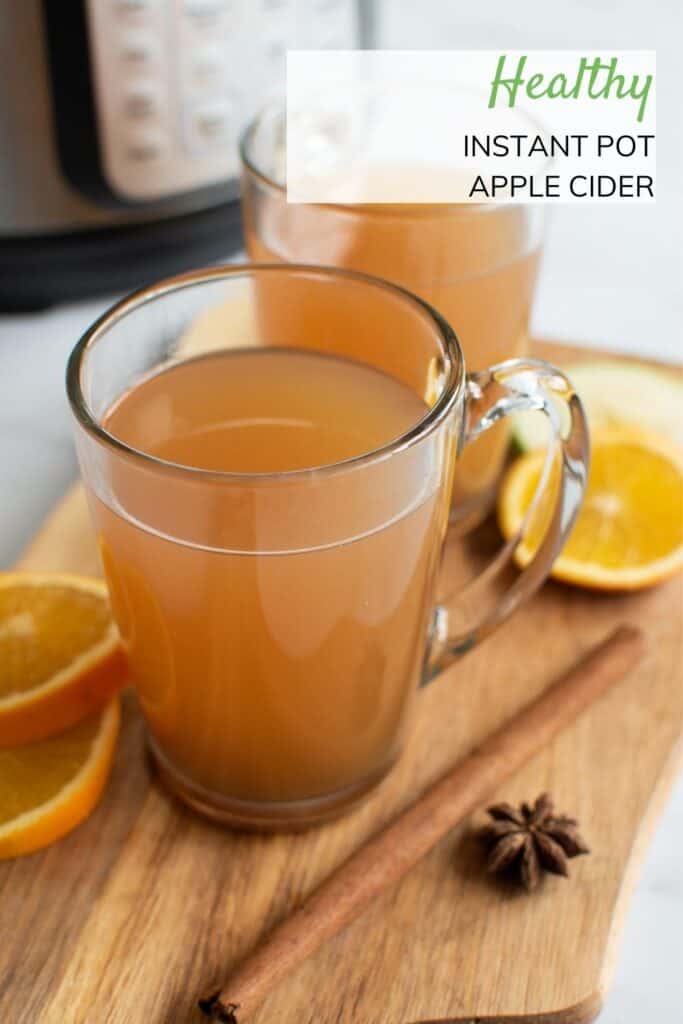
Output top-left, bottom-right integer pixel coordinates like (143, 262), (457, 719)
(478, 793), (590, 891)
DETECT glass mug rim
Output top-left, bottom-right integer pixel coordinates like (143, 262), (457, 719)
(240, 94), (552, 216)
(66, 262), (465, 484)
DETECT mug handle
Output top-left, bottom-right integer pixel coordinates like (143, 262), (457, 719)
(424, 357), (590, 680)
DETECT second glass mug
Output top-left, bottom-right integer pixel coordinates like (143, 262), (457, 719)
(241, 93), (546, 528)
(68, 265), (588, 830)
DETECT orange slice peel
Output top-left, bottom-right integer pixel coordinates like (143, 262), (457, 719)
(0, 698), (120, 860)
(0, 573), (127, 746)
(499, 428), (683, 591)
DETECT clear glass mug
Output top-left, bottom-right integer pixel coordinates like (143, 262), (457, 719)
(241, 96), (545, 529)
(67, 264), (588, 830)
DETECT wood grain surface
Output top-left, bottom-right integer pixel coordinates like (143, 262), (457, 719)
(2, 341), (682, 1024)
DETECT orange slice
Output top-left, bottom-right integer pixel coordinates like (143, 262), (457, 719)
(0, 574), (127, 746)
(498, 428), (683, 591)
(0, 698), (120, 859)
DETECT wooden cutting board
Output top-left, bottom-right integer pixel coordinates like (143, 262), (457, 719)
(2, 341), (682, 1024)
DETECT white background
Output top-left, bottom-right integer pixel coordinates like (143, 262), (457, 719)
(0, 1), (681, 1020)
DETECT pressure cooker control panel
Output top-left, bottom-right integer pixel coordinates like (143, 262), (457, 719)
(43, 0), (362, 204)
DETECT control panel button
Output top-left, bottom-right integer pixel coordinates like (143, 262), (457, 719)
(120, 32), (158, 66)
(182, 0), (232, 25)
(188, 46), (226, 90)
(264, 38), (286, 61)
(123, 85), (160, 118)
(183, 0), (229, 11)
(125, 131), (167, 162)
(113, 0), (158, 13)
(185, 99), (236, 150)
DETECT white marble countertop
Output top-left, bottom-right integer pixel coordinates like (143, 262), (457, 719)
(1, 0), (681, 1016)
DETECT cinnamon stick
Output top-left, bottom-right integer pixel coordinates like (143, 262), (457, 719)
(199, 624), (644, 1023)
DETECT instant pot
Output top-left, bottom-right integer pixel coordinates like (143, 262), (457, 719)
(0, 0), (371, 310)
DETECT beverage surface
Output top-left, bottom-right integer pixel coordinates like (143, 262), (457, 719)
(103, 347), (428, 474)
